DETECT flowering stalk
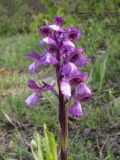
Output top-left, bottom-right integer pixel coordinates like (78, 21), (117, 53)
(56, 58), (68, 160)
(25, 16), (92, 160)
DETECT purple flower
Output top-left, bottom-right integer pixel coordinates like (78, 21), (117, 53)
(62, 62), (78, 79)
(28, 52), (58, 73)
(25, 79), (56, 106)
(39, 25), (51, 37)
(28, 51), (41, 60)
(28, 79), (40, 92)
(69, 72), (89, 86)
(28, 51), (41, 73)
(53, 16), (64, 26)
(75, 83), (92, 101)
(49, 25), (64, 32)
(28, 61), (40, 73)
(63, 40), (75, 47)
(60, 45), (75, 60)
(60, 80), (71, 98)
(25, 93), (39, 106)
(66, 27), (81, 42)
(39, 53), (58, 65)
(67, 101), (83, 119)
(42, 37), (56, 45)
(70, 48), (89, 67)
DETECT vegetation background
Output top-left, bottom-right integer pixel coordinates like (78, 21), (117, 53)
(0, 0), (120, 159)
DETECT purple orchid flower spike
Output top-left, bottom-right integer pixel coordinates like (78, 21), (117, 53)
(25, 16), (92, 160)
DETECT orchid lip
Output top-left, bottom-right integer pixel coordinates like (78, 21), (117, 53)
(67, 101), (83, 119)
(75, 83), (92, 101)
(25, 93), (39, 106)
(60, 80), (71, 98)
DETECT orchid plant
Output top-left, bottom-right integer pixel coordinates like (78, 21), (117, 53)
(25, 16), (92, 160)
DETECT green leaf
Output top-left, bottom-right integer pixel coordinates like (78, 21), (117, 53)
(31, 132), (44, 160)
(44, 124), (53, 160)
(99, 55), (108, 92)
(36, 133), (44, 160)
(44, 124), (58, 160)
(46, 130), (57, 160)
(31, 145), (40, 160)
(67, 157), (73, 160)
(31, 125), (58, 160)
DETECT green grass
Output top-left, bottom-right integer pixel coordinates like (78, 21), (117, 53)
(0, 39), (119, 159)
(0, 33), (41, 70)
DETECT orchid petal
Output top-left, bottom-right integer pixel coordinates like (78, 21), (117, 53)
(49, 25), (64, 32)
(40, 53), (58, 65)
(25, 93), (39, 106)
(73, 54), (89, 67)
(41, 80), (56, 89)
(39, 25), (51, 37)
(53, 16), (64, 26)
(67, 27), (81, 42)
(60, 80), (71, 98)
(62, 62), (78, 79)
(71, 48), (89, 67)
(42, 37), (56, 45)
(38, 40), (44, 48)
(75, 83), (92, 101)
(28, 61), (40, 73)
(70, 72), (89, 86)
(63, 40), (75, 47)
(38, 81), (56, 95)
(60, 45), (75, 60)
(28, 79), (40, 92)
(80, 72), (89, 82)
(28, 51), (41, 61)
(67, 101), (83, 119)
